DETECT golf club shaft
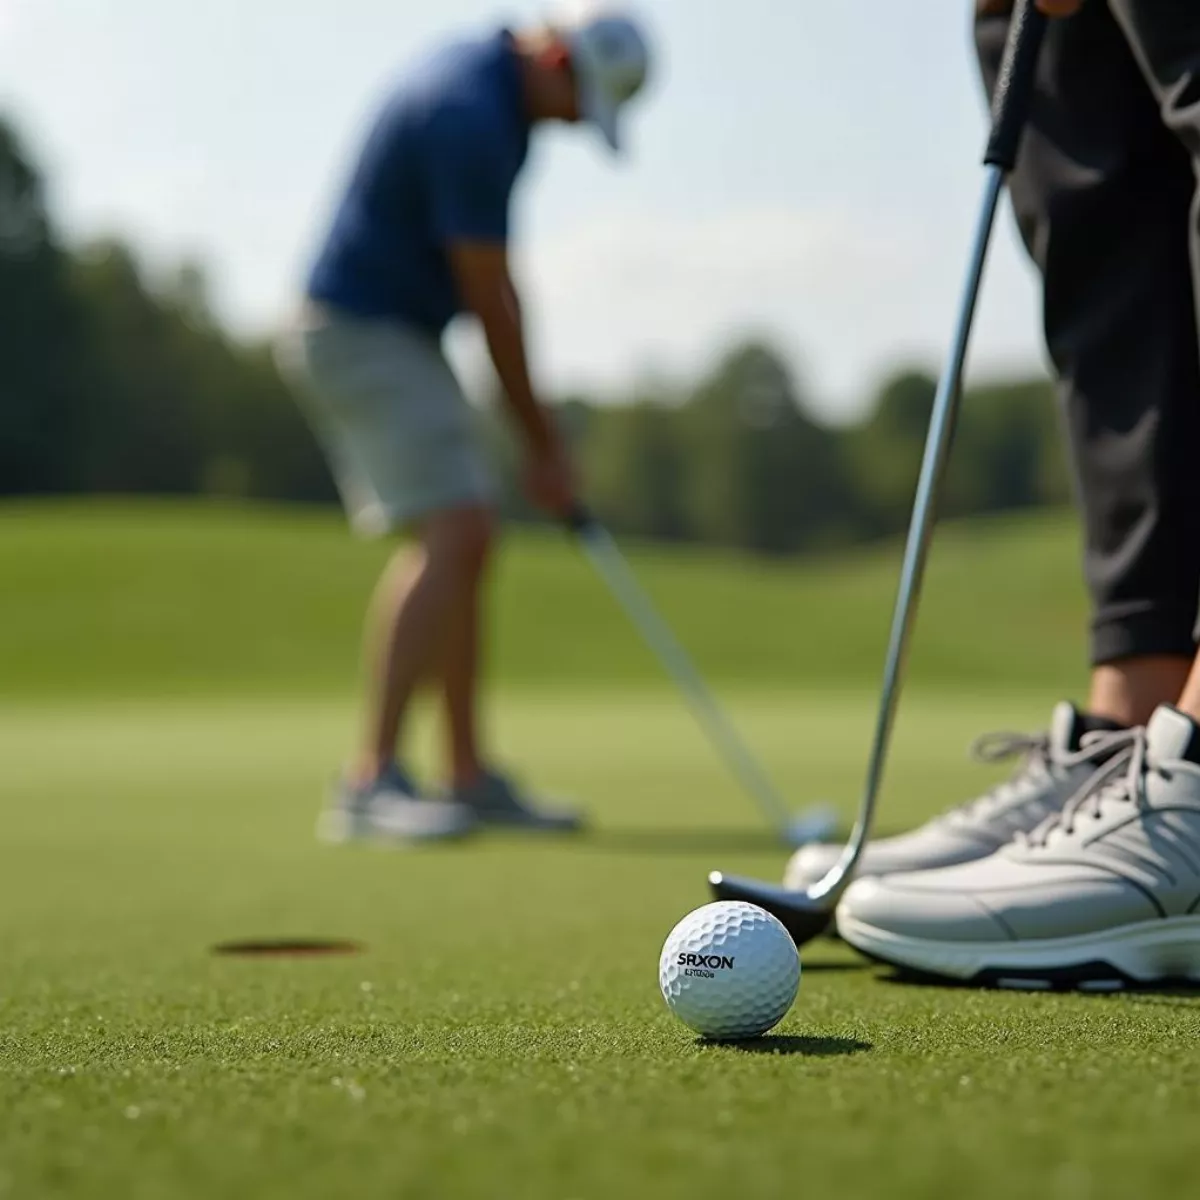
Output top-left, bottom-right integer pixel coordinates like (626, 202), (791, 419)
(809, 165), (1006, 901)
(802, 0), (1048, 903)
(707, 1), (1048, 938)
(569, 511), (797, 835)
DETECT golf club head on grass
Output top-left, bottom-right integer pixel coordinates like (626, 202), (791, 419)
(707, 872), (836, 945)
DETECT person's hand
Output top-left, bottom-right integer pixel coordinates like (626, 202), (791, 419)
(523, 439), (576, 519)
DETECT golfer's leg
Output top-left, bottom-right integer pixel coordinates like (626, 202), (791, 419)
(1179, 655), (1200, 720)
(1086, 659), (1192, 727)
(436, 509), (494, 789)
(357, 506), (493, 782)
(977, 2), (1200, 726)
(1103, 1), (1200, 721)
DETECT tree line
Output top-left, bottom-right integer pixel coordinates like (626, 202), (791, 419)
(0, 117), (1072, 555)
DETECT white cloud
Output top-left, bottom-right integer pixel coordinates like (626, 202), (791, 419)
(0, 0), (21, 44)
(509, 208), (916, 409)
(489, 205), (1043, 419)
(529, 208), (917, 308)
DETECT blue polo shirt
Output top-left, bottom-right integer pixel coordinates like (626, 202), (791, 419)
(307, 29), (531, 335)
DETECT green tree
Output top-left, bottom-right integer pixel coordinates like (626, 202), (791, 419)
(948, 377), (1070, 513)
(844, 369), (937, 539)
(0, 119), (89, 493)
(68, 241), (210, 493)
(680, 341), (848, 553)
(582, 394), (688, 541)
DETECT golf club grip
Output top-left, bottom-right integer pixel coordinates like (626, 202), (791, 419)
(983, 0), (1048, 171)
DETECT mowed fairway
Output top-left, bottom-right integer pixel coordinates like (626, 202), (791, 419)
(3, 503), (1199, 1199)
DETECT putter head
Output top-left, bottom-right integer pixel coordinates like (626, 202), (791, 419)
(707, 871), (836, 946)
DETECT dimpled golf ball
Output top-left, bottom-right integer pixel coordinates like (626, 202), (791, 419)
(658, 901), (801, 1040)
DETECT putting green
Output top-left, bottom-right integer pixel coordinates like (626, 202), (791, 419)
(3, 691), (1199, 1200)
(3, 503), (1191, 1199)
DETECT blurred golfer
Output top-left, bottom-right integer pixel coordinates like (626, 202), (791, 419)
(278, 5), (652, 842)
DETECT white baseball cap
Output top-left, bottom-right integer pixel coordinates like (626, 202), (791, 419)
(555, 4), (652, 152)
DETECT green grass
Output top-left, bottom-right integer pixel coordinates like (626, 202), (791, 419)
(3, 502), (1196, 1200)
(0, 497), (1091, 698)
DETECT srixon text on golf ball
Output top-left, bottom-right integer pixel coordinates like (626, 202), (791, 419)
(677, 952), (735, 979)
(658, 901), (801, 1041)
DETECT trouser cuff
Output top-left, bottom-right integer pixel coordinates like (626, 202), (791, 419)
(1091, 606), (1199, 666)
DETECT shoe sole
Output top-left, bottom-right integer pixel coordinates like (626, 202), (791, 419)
(838, 911), (1200, 992)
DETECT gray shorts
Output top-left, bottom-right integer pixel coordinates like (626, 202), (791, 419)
(275, 307), (494, 536)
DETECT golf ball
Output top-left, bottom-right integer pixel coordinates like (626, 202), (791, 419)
(658, 901), (800, 1040)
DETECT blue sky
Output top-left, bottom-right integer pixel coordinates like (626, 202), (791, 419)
(0, 0), (1048, 420)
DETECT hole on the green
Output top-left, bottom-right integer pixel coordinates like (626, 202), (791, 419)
(211, 938), (364, 958)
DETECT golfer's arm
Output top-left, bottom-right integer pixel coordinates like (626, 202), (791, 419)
(448, 242), (556, 453)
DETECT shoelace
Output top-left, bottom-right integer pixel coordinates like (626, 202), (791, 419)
(948, 726), (1138, 824)
(941, 732), (1049, 824)
(1017, 727), (1150, 847)
(970, 730), (1050, 769)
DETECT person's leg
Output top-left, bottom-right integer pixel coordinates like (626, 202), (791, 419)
(288, 314), (583, 830)
(1095, 1), (1200, 726)
(1178, 657), (1200, 721)
(979, 2), (1200, 722)
(436, 510), (493, 789)
(434, 523), (584, 831)
(1102, 2), (1200, 722)
(356, 505), (493, 784)
(1087, 658), (1194, 727)
(275, 312), (499, 839)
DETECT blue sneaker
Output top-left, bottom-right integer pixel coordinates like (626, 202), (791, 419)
(450, 768), (585, 833)
(319, 763), (476, 844)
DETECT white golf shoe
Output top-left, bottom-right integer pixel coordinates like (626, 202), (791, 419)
(784, 702), (1125, 891)
(836, 706), (1200, 990)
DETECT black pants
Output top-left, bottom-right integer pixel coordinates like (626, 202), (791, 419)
(976, 2), (1200, 665)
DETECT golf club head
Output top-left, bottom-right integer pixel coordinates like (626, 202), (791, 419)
(707, 871), (835, 946)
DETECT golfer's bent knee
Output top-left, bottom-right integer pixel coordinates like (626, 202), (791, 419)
(423, 507), (494, 577)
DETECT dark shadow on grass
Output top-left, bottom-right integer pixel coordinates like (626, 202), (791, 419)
(211, 938), (364, 958)
(797, 960), (870, 973)
(877, 967), (1200, 999)
(701, 1035), (872, 1057)
(875, 968), (984, 992)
